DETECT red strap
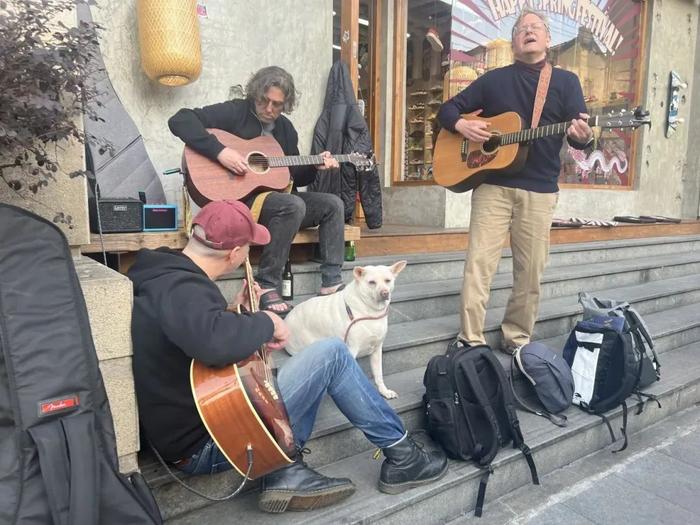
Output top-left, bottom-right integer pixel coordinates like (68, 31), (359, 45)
(531, 62), (552, 129)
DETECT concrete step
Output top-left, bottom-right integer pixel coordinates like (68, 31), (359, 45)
(214, 235), (700, 298)
(149, 298), (700, 521)
(166, 341), (700, 524)
(384, 250), (700, 325)
(371, 274), (700, 377)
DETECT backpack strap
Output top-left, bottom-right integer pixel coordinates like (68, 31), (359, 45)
(509, 356), (568, 427)
(612, 401), (629, 453)
(481, 351), (539, 486)
(27, 413), (99, 525)
(460, 358), (502, 465)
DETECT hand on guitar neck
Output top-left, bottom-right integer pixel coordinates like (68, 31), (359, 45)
(316, 151), (340, 170)
(566, 112), (593, 144)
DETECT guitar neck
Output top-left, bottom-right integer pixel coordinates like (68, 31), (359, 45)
(500, 115), (600, 146)
(267, 154), (355, 168)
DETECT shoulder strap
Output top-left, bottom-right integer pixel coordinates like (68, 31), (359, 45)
(481, 351), (539, 486)
(460, 358), (501, 466)
(531, 62), (552, 129)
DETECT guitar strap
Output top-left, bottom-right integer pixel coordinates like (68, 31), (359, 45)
(531, 62), (552, 129)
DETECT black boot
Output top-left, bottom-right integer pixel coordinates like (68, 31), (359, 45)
(379, 434), (448, 494)
(258, 455), (355, 513)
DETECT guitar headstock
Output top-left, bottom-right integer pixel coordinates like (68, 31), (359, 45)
(595, 107), (651, 130)
(348, 152), (376, 172)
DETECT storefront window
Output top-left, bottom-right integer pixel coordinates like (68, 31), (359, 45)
(447, 1), (646, 187)
(401, 0), (452, 182)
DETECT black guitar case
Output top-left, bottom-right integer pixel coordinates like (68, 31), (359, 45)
(0, 203), (162, 524)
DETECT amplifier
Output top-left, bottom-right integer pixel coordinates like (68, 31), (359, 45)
(89, 198), (143, 234)
(143, 204), (178, 231)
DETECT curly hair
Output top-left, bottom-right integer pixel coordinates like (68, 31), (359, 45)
(245, 66), (298, 113)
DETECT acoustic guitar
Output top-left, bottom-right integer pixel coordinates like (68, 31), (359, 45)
(433, 108), (651, 193)
(184, 129), (375, 205)
(190, 258), (294, 479)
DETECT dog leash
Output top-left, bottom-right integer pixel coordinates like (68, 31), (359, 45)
(343, 302), (389, 343)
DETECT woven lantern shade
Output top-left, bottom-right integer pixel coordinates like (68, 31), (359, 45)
(137, 0), (202, 87)
(443, 65), (478, 99)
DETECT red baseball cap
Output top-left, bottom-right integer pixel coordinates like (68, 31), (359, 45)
(191, 200), (270, 249)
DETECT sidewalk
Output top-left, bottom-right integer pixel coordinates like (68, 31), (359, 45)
(455, 403), (700, 524)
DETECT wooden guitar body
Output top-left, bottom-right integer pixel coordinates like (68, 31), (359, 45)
(184, 130), (291, 206)
(190, 259), (294, 480)
(433, 112), (528, 193)
(190, 357), (295, 479)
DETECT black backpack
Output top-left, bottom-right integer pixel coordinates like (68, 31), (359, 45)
(0, 204), (162, 525)
(423, 341), (539, 517)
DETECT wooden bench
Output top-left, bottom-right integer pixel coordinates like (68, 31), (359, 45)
(80, 224), (361, 254)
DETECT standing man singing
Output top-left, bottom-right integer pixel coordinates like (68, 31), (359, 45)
(438, 8), (593, 354)
(169, 66), (346, 317)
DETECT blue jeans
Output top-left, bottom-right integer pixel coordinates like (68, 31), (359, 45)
(178, 337), (405, 475)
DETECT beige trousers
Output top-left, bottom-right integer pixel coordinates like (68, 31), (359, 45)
(459, 183), (559, 348)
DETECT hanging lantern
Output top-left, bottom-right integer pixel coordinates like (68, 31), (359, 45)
(137, 0), (202, 87)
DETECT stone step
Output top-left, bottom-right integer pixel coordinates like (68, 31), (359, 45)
(214, 235), (700, 298)
(166, 341), (700, 524)
(149, 299), (700, 521)
(245, 249), (700, 329)
(368, 274), (700, 377)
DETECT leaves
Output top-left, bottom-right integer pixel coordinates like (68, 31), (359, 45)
(0, 0), (110, 225)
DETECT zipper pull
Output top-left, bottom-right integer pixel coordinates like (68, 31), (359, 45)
(454, 392), (460, 405)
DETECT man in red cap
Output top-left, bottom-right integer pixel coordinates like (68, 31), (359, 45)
(127, 200), (447, 514)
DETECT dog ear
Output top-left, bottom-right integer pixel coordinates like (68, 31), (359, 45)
(390, 260), (407, 275)
(353, 266), (365, 280)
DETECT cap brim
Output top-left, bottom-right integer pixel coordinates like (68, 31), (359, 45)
(250, 223), (271, 246)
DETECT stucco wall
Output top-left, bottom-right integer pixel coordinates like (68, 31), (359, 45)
(92, 0), (333, 205)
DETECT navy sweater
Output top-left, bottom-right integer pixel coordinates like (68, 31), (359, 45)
(438, 62), (588, 193)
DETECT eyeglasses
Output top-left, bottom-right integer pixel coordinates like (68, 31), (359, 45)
(514, 22), (547, 35)
(257, 96), (285, 110)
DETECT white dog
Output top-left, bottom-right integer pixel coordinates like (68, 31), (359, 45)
(284, 261), (407, 399)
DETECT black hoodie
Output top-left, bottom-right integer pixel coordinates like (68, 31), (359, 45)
(127, 248), (274, 461)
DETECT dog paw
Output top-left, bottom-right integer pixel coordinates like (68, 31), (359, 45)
(378, 387), (398, 399)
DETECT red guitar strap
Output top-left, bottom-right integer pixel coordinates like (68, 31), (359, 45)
(531, 62), (552, 129)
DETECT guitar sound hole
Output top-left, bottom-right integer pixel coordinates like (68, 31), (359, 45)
(247, 153), (269, 174)
(482, 135), (500, 154)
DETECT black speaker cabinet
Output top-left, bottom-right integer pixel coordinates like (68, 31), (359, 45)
(89, 198), (143, 233)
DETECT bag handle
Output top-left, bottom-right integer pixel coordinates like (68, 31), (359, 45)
(27, 413), (99, 525)
(27, 421), (71, 525)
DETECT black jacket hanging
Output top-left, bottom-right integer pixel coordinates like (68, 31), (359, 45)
(310, 61), (383, 228)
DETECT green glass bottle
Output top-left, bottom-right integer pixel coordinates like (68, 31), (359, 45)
(344, 241), (356, 262)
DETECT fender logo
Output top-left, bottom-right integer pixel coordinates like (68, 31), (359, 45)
(38, 395), (79, 417)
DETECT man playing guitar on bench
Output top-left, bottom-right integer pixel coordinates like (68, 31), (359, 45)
(170, 66), (345, 316)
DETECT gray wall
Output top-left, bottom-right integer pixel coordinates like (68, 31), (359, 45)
(93, 0), (333, 205)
